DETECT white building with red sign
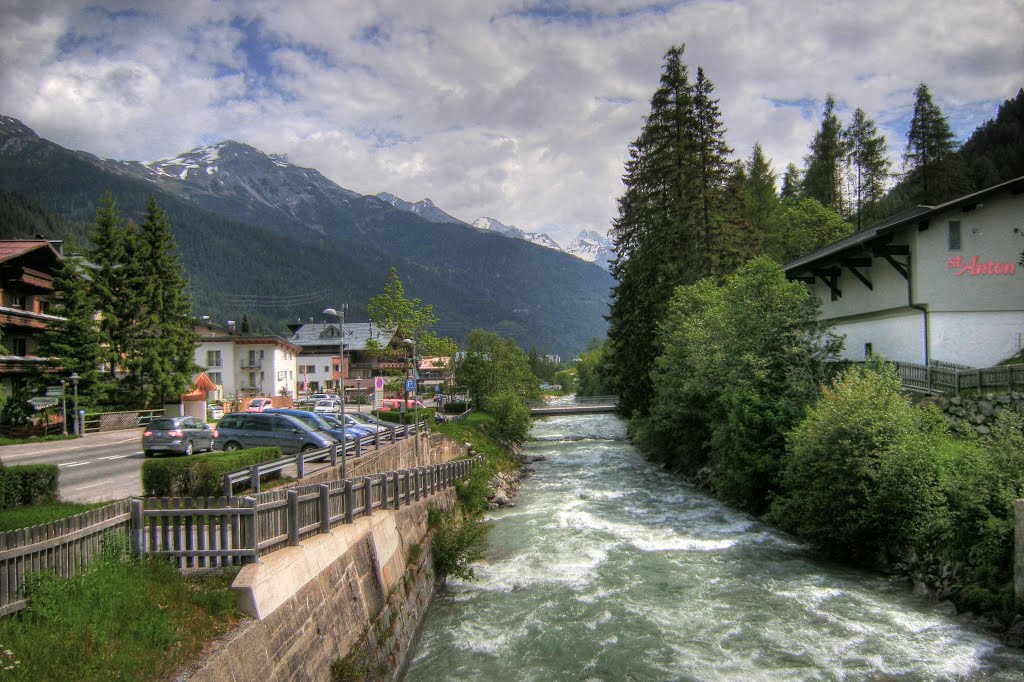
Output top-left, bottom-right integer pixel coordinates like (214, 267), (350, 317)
(785, 176), (1024, 368)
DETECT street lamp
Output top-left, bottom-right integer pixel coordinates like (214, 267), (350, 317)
(323, 305), (348, 460)
(60, 379), (67, 436)
(404, 338), (420, 457)
(69, 372), (80, 436)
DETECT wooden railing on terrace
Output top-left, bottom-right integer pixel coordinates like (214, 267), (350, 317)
(893, 361), (1024, 395)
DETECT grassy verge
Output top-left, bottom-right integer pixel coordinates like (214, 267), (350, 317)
(0, 534), (240, 681)
(0, 434), (77, 447)
(0, 501), (111, 532)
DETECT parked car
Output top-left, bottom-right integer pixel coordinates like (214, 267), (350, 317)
(378, 398), (426, 412)
(264, 408), (355, 442)
(319, 413), (376, 438)
(348, 412), (396, 433)
(142, 416), (215, 457)
(313, 399), (342, 414)
(214, 412), (337, 454)
(245, 397), (274, 412)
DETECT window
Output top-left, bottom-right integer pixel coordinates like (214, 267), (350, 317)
(948, 221), (961, 250)
(11, 337), (27, 356)
(208, 372), (222, 384)
(864, 342), (872, 358)
(206, 350), (222, 367)
(249, 372), (258, 387)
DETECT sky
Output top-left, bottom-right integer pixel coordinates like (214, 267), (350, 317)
(0, 1), (1021, 249)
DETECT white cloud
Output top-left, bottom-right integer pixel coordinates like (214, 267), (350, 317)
(0, 0), (1021, 247)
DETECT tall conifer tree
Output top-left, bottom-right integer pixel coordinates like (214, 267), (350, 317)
(844, 107), (890, 229)
(743, 143), (779, 242)
(903, 82), (968, 204)
(802, 95), (847, 214)
(87, 192), (127, 375)
(130, 197), (195, 405)
(692, 66), (733, 277)
(780, 163), (802, 201)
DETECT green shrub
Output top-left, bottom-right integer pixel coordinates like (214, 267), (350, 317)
(484, 391), (531, 445)
(141, 447), (282, 497)
(768, 362), (947, 564)
(428, 505), (490, 584)
(0, 464), (60, 510)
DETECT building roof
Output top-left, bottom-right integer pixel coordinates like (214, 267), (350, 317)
(288, 322), (397, 352)
(0, 240), (61, 265)
(784, 175), (1024, 273)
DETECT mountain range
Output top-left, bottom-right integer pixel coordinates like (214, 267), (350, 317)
(0, 115), (613, 358)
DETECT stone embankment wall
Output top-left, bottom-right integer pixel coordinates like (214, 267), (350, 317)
(925, 391), (1024, 435)
(178, 432), (467, 682)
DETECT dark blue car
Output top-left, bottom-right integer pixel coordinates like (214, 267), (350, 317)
(264, 408), (356, 443)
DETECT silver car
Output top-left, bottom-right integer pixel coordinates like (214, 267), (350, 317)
(142, 416), (215, 457)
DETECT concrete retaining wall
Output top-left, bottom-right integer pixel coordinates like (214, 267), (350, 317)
(178, 432), (470, 681)
(1017, 500), (1024, 602)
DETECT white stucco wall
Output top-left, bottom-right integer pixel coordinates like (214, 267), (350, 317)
(930, 311), (1024, 367)
(831, 311), (926, 364)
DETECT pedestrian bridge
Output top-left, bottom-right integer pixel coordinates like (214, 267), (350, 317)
(528, 395), (618, 415)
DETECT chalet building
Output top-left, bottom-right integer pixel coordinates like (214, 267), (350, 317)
(287, 322), (398, 397)
(785, 176), (1024, 368)
(417, 356), (453, 394)
(0, 240), (64, 398)
(193, 321), (300, 405)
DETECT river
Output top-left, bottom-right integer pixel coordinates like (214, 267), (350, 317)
(404, 413), (1024, 680)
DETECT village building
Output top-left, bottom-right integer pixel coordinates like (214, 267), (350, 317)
(784, 176), (1024, 368)
(193, 320), (300, 406)
(0, 239), (64, 398)
(286, 321), (398, 398)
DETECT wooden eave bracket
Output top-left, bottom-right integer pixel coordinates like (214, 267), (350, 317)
(813, 267), (841, 301)
(842, 258), (873, 290)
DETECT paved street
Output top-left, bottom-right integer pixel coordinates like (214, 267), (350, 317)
(0, 430), (146, 502)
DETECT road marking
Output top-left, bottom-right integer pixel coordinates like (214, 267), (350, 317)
(72, 481), (110, 490)
(58, 461), (90, 468)
(98, 454), (135, 460)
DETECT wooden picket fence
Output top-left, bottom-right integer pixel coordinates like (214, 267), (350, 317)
(0, 457), (480, 617)
(894, 361), (1024, 395)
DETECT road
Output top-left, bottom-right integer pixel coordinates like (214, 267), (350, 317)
(0, 430), (145, 502)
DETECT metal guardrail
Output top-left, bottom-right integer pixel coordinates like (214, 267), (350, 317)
(133, 455), (482, 569)
(220, 420), (427, 496)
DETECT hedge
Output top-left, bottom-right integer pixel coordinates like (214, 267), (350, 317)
(0, 464), (60, 509)
(141, 447), (283, 498)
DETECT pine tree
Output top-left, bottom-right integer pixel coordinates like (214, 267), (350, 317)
(87, 192), (127, 375)
(743, 143), (779, 241)
(606, 46), (733, 417)
(802, 95), (848, 214)
(130, 196), (196, 406)
(903, 83), (968, 204)
(33, 254), (105, 405)
(692, 67), (733, 276)
(780, 163), (802, 201)
(844, 108), (891, 230)
(715, 165), (761, 276)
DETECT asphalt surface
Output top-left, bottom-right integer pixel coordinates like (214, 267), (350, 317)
(0, 429), (146, 502)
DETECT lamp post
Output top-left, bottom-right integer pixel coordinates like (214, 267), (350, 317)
(60, 379), (67, 436)
(70, 372), (80, 436)
(323, 305), (348, 460)
(404, 338), (419, 457)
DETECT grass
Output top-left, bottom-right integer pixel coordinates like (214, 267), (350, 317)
(0, 434), (77, 447)
(0, 534), (240, 681)
(0, 501), (111, 532)
(433, 412), (519, 469)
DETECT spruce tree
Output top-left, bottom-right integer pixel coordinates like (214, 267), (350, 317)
(131, 196), (195, 405)
(87, 192), (127, 375)
(844, 108), (891, 229)
(743, 143), (779, 242)
(692, 66), (733, 277)
(33, 254), (105, 404)
(802, 95), (847, 214)
(780, 163), (802, 201)
(903, 83), (968, 204)
(715, 165), (761, 276)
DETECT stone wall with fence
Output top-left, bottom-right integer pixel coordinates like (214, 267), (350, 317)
(924, 391), (1024, 435)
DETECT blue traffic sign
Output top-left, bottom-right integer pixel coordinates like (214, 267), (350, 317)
(405, 379), (416, 392)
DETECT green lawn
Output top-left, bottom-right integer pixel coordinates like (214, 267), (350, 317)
(0, 535), (241, 681)
(0, 502), (111, 532)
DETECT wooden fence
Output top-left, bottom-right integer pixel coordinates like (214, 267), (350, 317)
(0, 500), (133, 617)
(894, 362), (1024, 395)
(0, 458), (479, 616)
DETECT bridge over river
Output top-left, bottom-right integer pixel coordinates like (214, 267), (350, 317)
(527, 395), (618, 415)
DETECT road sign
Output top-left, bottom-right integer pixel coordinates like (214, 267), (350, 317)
(375, 377), (384, 391)
(45, 385), (64, 398)
(434, 385), (441, 393)
(405, 379), (415, 392)
(29, 397), (59, 409)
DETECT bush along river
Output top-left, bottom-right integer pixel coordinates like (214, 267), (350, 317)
(404, 413), (1024, 680)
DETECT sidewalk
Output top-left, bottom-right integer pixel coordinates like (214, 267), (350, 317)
(0, 429), (142, 461)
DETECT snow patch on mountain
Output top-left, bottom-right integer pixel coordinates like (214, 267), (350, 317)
(566, 229), (614, 269)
